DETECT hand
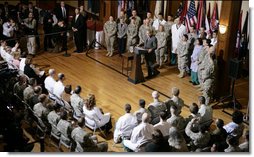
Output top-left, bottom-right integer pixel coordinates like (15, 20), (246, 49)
(148, 49), (152, 53)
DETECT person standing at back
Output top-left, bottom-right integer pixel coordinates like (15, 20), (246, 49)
(72, 8), (84, 53)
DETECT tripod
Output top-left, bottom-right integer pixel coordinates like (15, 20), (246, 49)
(212, 78), (242, 110)
(86, 19), (106, 54)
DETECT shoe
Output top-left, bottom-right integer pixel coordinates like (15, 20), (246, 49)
(106, 52), (110, 56)
(192, 82), (198, 85)
(195, 84), (201, 88)
(74, 50), (78, 52)
(109, 51), (113, 57)
(153, 71), (160, 76)
(163, 58), (168, 63)
(189, 81), (193, 83)
(145, 75), (152, 80)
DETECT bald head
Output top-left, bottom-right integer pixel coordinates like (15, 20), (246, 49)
(172, 87), (180, 96)
(48, 69), (55, 76)
(152, 91), (159, 99)
(142, 113), (150, 123)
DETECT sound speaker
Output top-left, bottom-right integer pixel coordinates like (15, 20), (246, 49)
(229, 58), (242, 79)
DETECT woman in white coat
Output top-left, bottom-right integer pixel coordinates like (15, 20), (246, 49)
(83, 94), (112, 134)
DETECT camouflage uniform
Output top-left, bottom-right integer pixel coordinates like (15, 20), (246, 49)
(127, 23), (138, 51)
(155, 31), (167, 66)
(70, 93), (84, 118)
(47, 110), (61, 136)
(163, 21), (174, 63)
(177, 41), (189, 77)
(103, 20), (117, 56)
(57, 119), (73, 146)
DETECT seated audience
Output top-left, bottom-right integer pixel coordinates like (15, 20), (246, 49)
(185, 103), (201, 132)
(123, 113), (154, 152)
(62, 85), (72, 104)
(134, 99), (149, 124)
(13, 74), (28, 99)
(23, 78), (37, 102)
(198, 96), (213, 127)
(70, 86), (84, 118)
(210, 119), (227, 149)
(57, 110), (73, 147)
(145, 129), (171, 152)
(33, 94), (50, 120)
(114, 104), (138, 143)
(44, 69), (56, 97)
(28, 86), (42, 108)
(153, 111), (171, 137)
(83, 94), (112, 134)
(223, 110), (244, 142)
(168, 126), (189, 152)
(170, 87), (184, 115)
(148, 91), (167, 125)
(224, 135), (241, 152)
(239, 130), (249, 152)
(47, 103), (61, 136)
(185, 118), (210, 151)
(71, 117), (108, 152)
(167, 104), (186, 132)
(53, 73), (65, 98)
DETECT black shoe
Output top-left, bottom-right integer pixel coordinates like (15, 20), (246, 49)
(189, 81), (193, 83)
(74, 50), (78, 52)
(192, 82), (198, 85)
(153, 71), (160, 77)
(145, 75), (152, 80)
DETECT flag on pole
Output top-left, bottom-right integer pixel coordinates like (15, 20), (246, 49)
(175, 2), (183, 18)
(118, 0), (126, 17)
(180, 1), (188, 23)
(196, 0), (204, 30)
(186, 0), (197, 27)
(205, 2), (211, 35)
(210, 1), (219, 31)
(202, 0), (206, 28)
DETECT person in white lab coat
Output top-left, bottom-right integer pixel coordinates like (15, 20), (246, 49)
(171, 18), (186, 65)
(44, 69), (56, 98)
(123, 113), (154, 152)
(113, 104), (138, 143)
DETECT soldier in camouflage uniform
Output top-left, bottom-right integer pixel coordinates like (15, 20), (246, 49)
(71, 117), (108, 152)
(47, 103), (61, 137)
(57, 110), (73, 148)
(129, 9), (141, 27)
(155, 25), (167, 68)
(146, 11), (154, 27)
(163, 15), (174, 63)
(202, 46), (216, 105)
(127, 17), (138, 52)
(103, 16), (117, 57)
(176, 34), (189, 78)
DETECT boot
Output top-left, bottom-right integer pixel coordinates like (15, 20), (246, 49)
(106, 51), (110, 56)
(178, 71), (185, 78)
(109, 51), (113, 57)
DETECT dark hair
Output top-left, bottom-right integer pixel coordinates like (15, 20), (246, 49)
(28, 78), (36, 86)
(60, 110), (68, 120)
(86, 94), (96, 110)
(38, 94), (47, 103)
(198, 124), (207, 133)
(216, 119), (224, 128)
(77, 117), (85, 127)
(189, 103), (199, 114)
(125, 104), (131, 113)
(232, 110), (243, 124)
(168, 14), (173, 17)
(64, 85), (72, 94)
(52, 103), (61, 111)
(170, 104), (177, 111)
(158, 12), (163, 16)
(152, 129), (164, 143)
(198, 96), (206, 104)
(139, 99), (146, 108)
(213, 30), (218, 34)
(74, 85), (81, 94)
(227, 135), (238, 146)
(34, 86), (42, 94)
(197, 38), (203, 45)
(159, 111), (167, 121)
(183, 34), (188, 40)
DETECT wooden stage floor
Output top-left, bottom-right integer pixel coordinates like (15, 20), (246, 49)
(30, 47), (249, 152)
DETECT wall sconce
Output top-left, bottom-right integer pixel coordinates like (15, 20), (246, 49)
(219, 24), (227, 34)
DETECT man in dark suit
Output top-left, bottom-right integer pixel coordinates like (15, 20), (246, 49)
(55, 1), (69, 24)
(144, 29), (160, 79)
(71, 8), (84, 53)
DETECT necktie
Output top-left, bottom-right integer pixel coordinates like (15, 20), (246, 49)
(62, 7), (66, 18)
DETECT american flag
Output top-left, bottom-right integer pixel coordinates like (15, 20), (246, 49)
(186, 0), (197, 27)
(175, 2), (183, 18)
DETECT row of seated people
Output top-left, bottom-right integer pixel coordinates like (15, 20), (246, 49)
(113, 90), (249, 152)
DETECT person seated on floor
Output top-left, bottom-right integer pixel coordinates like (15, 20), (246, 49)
(198, 96), (213, 128)
(44, 69), (56, 98)
(185, 118), (211, 151)
(57, 110), (73, 147)
(145, 129), (171, 152)
(71, 117), (108, 152)
(70, 85), (84, 119)
(168, 126), (189, 152)
(134, 99), (149, 124)
(114, 104), (138, 143)
(47, 103), (61, 136)
(83, 94), (112, 135)
(33, 94), (51, 126)
(185, 103), (201, 132)
(153, 111), (171, 137)
(148, 91), (167, 125)
(13, 74), (28, 99)
(53, 73), (65, 98)
(167, 104), (186, 132)
(223, 110), (244, 143)
(28, 86), (42, 108)
(123, 113), (154, 152)
(224, 135), (241, 152)
(239, 130), (249, 152)
(23, 78), (37, 103)
(210, 119), (228, 149)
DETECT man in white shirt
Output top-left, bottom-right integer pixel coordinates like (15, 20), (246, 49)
(44, 69), (56, 98)
(2, 18), (17, 47)
(171, 17), (186, 65)
(198, 96), (213, 126)
(123, 113), (154, 152)
(114, 104), (138, 143)
(53, 73), (65, 98)
(152, 13), (166, 31)
(154, 111), (171, 137)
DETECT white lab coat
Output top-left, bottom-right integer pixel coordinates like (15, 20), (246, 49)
(154, 121), (171, 136)
(53, 80), (64, 98)
(123, 122), (154, 151)
(190, 45), (203, 72)
(171, 24), (186, 54)
(44, 76), (56, 95)
(83, 106), (110, 128)
(113, 113), (138, 143)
